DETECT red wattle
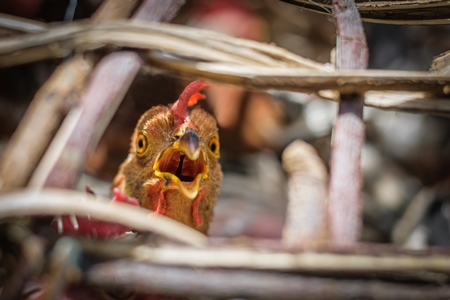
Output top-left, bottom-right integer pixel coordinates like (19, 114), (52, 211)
(192, 189), (206, 227)
(155, 191), (167, 215)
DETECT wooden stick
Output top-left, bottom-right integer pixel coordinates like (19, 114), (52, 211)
(0, 13), (48, 33)
(0, 189), (206, 247)
(327, 0), (368, 247)
(2, 191), (450, 276)
(147, 58), (450, 94)
(129, 246), (450, 274)
(85, 260), (450, 299)
(75, 235), (450, 276)
(279, 0), (450, 25)
(0, 21), (448, 94)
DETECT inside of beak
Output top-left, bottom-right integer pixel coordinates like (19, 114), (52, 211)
(153, 131), (208, 199)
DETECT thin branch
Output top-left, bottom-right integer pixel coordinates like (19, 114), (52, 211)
(85, 260), (450, 300)
(129, 245), (450, 275)
(0, 23), (294, 68)
(131, 245), (450, 275)
(363, 91), (450, 116)
(0, 13), (48, 33)
(0, 189), (207, 247)
(279, 0), (450, 25)
(77, 237), (450, 279)
(0, 20), (326, 69)
(0, 20), (448, 116)
(57, 234), (450, 283)
(147, 57), (450, 94)
(0, 21), (448, 94)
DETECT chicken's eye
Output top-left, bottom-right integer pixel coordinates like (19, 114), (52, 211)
(208, 135), (220, 157)
(136, 132), (149, 155)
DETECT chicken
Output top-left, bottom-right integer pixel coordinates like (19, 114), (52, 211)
(45, 82), (221, 299)
(112, 80), (222, 234)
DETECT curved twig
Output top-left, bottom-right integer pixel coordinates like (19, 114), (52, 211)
(0, 189), (207, 247)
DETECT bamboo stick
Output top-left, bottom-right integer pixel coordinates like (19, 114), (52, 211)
(327, 0), (368, 247)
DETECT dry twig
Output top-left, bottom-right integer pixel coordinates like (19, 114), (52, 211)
(130, 245), (450, 274)
(279, 0), (450, 25)
(0, 20), (448, 115)
(0, 13), (48, 33)
(85, 260), (450, 300)
(147, 57), (450, 94)
(0, 189), (207, 247)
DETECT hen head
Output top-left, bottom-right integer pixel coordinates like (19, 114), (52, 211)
(113, 80), (222, 234)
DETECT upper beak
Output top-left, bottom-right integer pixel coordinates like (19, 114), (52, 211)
(178, 130), (201, 161)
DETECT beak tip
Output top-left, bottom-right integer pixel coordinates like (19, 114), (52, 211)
(187, 150), (201, 161)
(179, 131), (201, 160)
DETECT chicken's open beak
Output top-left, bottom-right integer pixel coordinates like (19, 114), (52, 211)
(153, 131), (208, 199)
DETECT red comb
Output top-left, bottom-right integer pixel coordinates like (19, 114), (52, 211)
(171, 80), (210, 126)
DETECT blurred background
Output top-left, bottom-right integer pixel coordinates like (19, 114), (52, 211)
(1, 0), (450, 247)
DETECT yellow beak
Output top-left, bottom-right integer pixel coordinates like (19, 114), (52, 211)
(176, 130), (201, 161)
